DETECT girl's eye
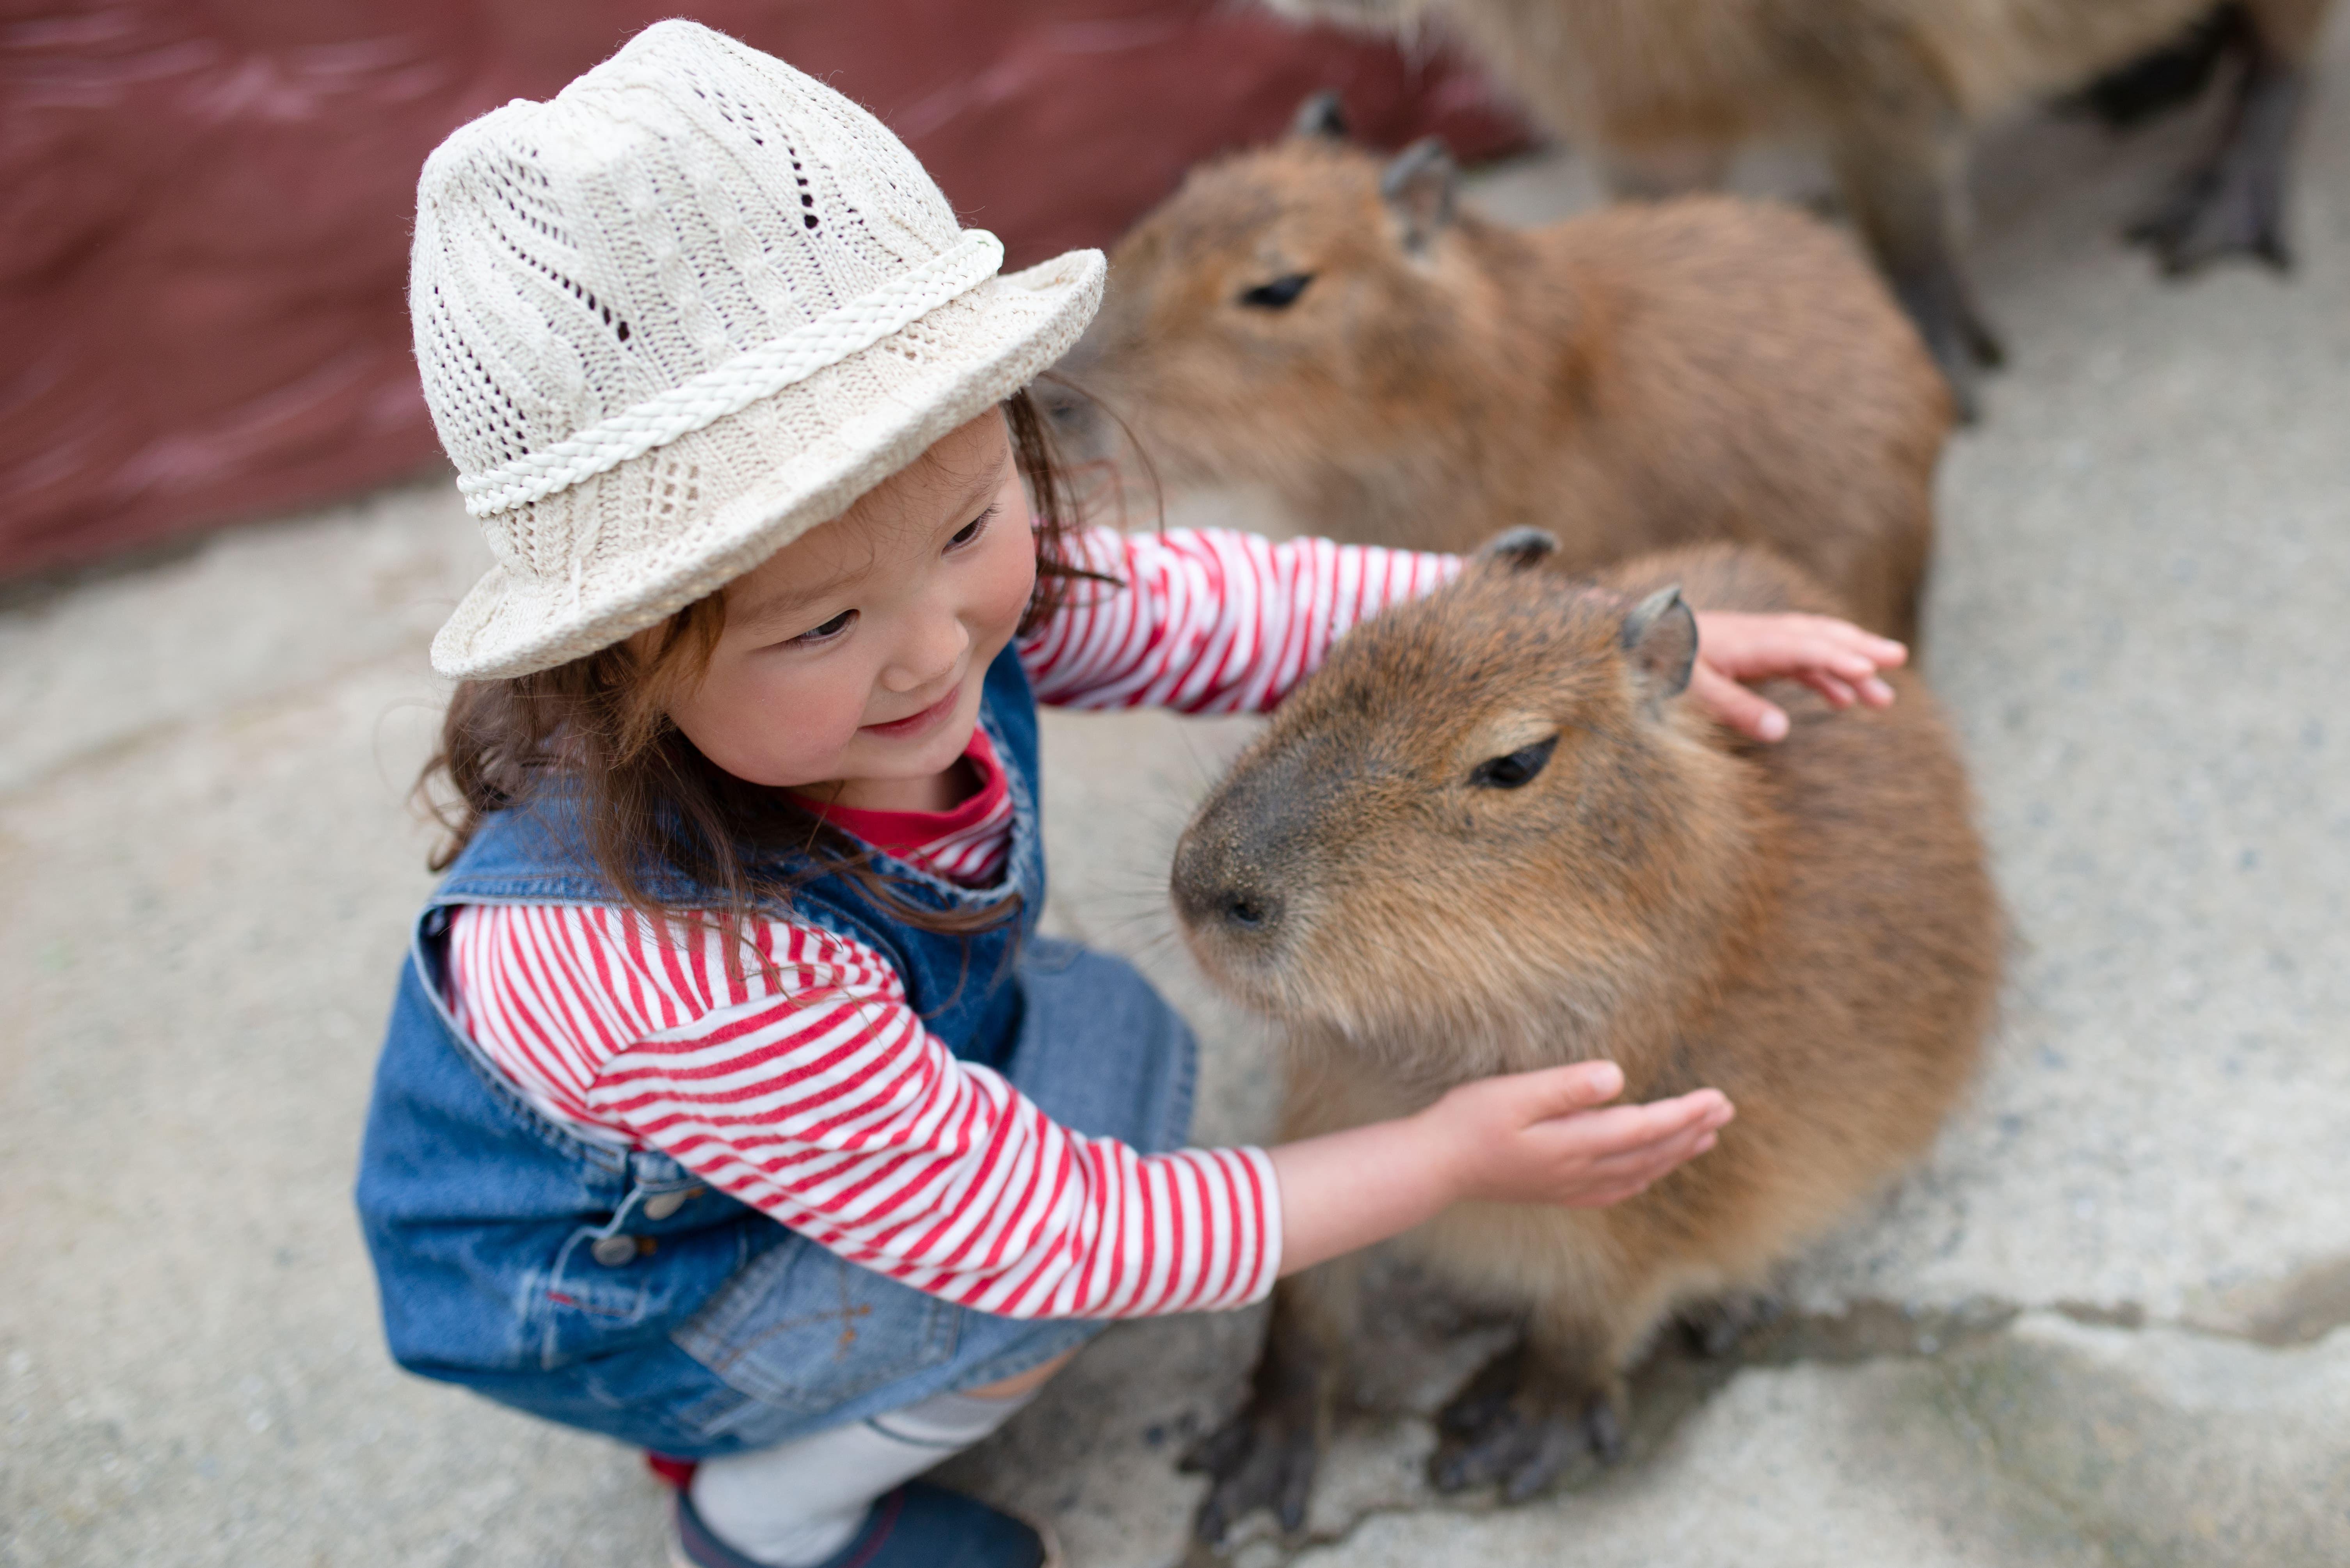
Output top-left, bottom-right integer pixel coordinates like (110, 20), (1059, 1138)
(790, 609), (855, 645)
(947, 506), (997, 551)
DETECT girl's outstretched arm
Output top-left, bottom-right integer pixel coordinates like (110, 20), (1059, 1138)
(1022, 527), (1907, 744)
(1270, 1061), (1733, 1278)
(1022, 526), (1455, 713)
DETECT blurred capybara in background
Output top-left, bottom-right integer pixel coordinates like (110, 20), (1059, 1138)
(1169, 532), (2000, 1533)
(1263, 0), (2336, 411)
(1048, 98), (1948, 639)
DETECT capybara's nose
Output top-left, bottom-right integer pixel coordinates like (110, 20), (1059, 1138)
(1214, 887), (1279, 932)
(1170, 832), (1283, 940)
(1179, 879), (1283, 940)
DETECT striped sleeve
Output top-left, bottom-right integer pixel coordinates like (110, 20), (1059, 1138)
(1020, 526), (1460, 712)
(496, 910), (1285, 1318)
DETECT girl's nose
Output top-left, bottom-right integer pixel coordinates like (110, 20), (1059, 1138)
(879, 605), (971, 694)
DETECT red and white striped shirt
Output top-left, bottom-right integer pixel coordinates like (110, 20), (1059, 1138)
(448, 527), (1458, 1318)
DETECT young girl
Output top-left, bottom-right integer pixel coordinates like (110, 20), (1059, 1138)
(357, 23), (1907, 1568)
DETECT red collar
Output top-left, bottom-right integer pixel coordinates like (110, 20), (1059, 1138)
(796, 727), (1006, 859)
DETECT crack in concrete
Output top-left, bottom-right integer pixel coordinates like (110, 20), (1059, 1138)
(1183, 1264), (2350, 1567)
(2179, 1255), (2350, 1348)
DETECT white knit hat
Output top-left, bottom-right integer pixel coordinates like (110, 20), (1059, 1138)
(411, 20), (1104, 679)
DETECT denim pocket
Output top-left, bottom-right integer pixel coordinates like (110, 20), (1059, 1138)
(533, 1213), (755, 1369)
(668, 1232), (960, 1414)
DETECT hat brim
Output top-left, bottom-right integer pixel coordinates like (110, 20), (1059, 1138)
(429, 247), (1105, 680)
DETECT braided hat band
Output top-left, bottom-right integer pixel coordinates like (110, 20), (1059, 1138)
(457, 229), (1005, 517)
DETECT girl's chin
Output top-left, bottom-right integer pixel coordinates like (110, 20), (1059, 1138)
(812, 716), (978, 797)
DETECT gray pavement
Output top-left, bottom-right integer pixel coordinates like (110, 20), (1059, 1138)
(5, 19), (2350, 1566)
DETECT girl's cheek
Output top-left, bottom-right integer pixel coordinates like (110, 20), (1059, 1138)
(677, 656), (861, 787)
(978, 515), (1038, 637)
(986, 553), (1035, 638)
(760, 662), (869, 770)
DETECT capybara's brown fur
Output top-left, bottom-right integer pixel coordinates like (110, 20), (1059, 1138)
(1266, 0), (2336, 408)
(1050, 117), (1948, 639)
(1169, 536), (2000, 1527)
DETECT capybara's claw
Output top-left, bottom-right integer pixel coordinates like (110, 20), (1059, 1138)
(2127, 54), (2306, 277)
(1185, 1394), (1321, 1546)
(2128, 165), (2293, 275)
(1434, 1340), (1530, 1438)
(1499, 1412), (1588, 1502)
(1430, 1412), (1531, 1494)
(1582, 1394), (1627, 1466)
(1177, 1411), (1250, 1481)
(1431, 1397), (1607, 1501)
(1431, 1345), (1626, 1501)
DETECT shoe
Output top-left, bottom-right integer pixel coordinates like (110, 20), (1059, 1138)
(671, 1481), (1059, 1568)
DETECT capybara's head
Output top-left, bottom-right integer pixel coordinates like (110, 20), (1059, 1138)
(1171, 531), (1760, 1080)
(1046, 95), (1493, 494)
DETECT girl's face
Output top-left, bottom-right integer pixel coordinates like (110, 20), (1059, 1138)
(662, 412), (1037, 812)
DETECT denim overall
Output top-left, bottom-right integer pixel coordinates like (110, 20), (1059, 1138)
(355, 648), (1198, 1458)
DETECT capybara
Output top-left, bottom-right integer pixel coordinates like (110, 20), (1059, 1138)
(1048, 99), (1947, 639)
(1168, 532), (2000, 1532)
(1262, 0), (2336, 410)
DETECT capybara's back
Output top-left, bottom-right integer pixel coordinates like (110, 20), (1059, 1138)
(1173, 536), (2000, 1506)
(1052, 111), (1949, 637)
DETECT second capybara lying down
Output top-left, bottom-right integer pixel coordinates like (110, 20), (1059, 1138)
(1168, 534), (2000, 1530)
(1048, 100), (1950, 639)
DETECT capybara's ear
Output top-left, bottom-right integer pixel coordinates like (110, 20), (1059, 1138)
(1292, 91), (1350, 141)
(1621, 585), (1698, 699)
(1477, 527), (1560, 570)
(1381, 138), (1458, 254)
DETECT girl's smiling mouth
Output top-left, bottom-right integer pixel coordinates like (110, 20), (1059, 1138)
(862, 685), (963, 741)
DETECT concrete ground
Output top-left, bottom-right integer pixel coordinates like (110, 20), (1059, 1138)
(5, 20), (2349, 1567)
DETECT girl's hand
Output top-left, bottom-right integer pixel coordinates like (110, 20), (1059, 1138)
(1687, 611), (1908, 742)
(1269, 1062), (1734, 1277)
(1425, 1061), (1733, 1209)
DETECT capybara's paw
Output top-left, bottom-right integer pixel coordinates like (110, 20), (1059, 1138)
(2128, 152), (2292, 275)
(1180, 1389), (1321, 1546)
(1430, 1344), (1625, 1502)
(1679, 1291), (1783, 1358)
(2126, 65), (2302, 279)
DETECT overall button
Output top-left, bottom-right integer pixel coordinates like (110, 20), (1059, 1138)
(641, 1186), (704, 1222)
(591, 1233), (640, 1268)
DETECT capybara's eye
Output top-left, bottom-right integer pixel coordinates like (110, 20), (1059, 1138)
(1468, 735), (1559, 790)
(1237, 272), (1314, 309)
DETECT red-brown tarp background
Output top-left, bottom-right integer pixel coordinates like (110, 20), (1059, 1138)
(0, 2), (1520, 582)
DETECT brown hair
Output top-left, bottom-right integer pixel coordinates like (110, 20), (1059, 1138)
(418, 389), (1109, 954)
